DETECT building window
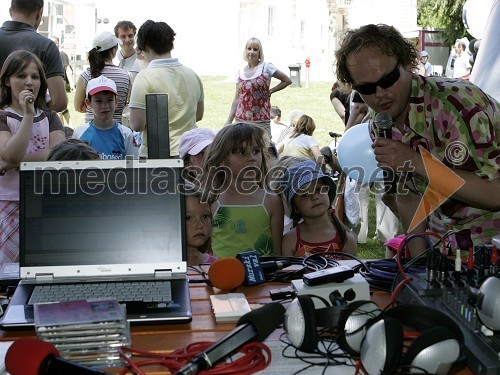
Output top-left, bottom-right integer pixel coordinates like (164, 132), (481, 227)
(268, 7), (275, 36)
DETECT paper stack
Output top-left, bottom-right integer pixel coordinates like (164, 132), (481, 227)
(210, 293), (251, 323)
(34, 299), (130, 369)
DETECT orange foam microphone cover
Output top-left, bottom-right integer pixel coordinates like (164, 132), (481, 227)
(208, 257), (246, 290)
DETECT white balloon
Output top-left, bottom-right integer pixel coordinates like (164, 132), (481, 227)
(337, 122), (383, 183)
(462, 0), (495, 39)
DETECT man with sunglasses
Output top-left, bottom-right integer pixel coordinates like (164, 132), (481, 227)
(335, 24), (499, 257)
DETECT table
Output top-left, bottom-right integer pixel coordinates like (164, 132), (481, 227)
(0, 278), (474, 374)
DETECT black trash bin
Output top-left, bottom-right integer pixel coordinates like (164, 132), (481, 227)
(288, 64), (301, 87)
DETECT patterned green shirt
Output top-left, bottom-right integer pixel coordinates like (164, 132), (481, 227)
(380, 74), (499, 248)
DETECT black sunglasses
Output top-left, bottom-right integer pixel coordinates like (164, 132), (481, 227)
(353, 61), (400, 95)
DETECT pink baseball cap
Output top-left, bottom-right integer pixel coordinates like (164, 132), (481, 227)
(179, 128), (215, 159)
(86, 75), (117, 97)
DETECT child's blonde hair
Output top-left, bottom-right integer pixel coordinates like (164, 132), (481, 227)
(268, 155), (305, 193)
(291, 114), (316, 137)
(202, 122), (271, 195)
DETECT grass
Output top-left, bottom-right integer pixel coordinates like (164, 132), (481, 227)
(67, 77), (343, 148)
(65, 76), (386, 259)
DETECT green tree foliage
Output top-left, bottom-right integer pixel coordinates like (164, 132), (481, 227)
(417, 0), (469, 45)
(417, 0), (445, 27)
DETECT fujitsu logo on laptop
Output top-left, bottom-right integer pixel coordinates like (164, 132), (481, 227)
(97, 267), (112, 273)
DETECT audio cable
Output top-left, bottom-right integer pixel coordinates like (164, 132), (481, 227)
(259, 254), (341, 283)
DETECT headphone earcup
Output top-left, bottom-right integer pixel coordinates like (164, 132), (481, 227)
(337, 300), (381, 356)
(360, 317), (403, 375)
(477, 275), (500, 331)
(284, 295), (319, 352)
(401, 327), (461, 375)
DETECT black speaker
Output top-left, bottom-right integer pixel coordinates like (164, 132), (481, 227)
(351, 304), (466, 375)
(146, 93), (170, 159)
(284, 294), (378, 353)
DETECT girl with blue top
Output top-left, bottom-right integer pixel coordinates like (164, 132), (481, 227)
(203, 122), (283, 258)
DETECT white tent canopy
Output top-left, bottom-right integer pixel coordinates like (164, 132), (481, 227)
(470, 0), (499, 101)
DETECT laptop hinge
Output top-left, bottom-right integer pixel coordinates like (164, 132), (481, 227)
(154, 270), (172, 278)
(35, 273), (55, 282)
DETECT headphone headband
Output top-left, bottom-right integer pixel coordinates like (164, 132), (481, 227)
(377, 304), (464, 343)
(360, 304), (467, 374)
(315, 305), (344, 328)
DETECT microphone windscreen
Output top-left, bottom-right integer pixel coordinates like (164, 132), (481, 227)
(208, 257), (246, 290)
(6, 337), (59, 375)
(236, 302), (285, 341)
(374, 112), (392, 130)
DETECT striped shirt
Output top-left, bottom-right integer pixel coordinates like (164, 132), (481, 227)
(80, 65), (130, 123)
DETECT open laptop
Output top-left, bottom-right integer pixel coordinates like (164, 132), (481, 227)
(0, 159), (192, 328)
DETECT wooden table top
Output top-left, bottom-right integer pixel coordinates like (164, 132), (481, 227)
(0, 278), (474, 374)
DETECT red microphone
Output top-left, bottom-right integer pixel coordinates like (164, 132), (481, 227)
(6, 337), (108, 375)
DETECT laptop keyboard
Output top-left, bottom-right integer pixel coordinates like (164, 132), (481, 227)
(28, 281), (172, 305)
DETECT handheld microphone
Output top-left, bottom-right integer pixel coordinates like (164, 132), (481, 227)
(174, 302), (285, 375)
(208, 251), (292, 290)
(261, 260), (292, 273)
(5, 337), (108, 375)
(374, 112), (397, 193)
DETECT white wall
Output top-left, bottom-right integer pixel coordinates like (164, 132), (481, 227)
(348, 0), (417, 33)
(1, 0), (418, 82)
(94, 0), (241, 77)
(93, 0), (333, 80)
(0, 3), (11, 25)
(90, 0), (417, 81)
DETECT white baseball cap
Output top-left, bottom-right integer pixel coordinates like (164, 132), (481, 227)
(86, 75), (118, 97)
(179, 128), (215, 159)
(92, 31), (122, 52)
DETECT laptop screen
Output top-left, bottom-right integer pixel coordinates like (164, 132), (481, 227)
(19, 159), (186, 269)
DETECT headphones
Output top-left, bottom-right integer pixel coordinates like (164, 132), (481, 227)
(284, 293), (380, 353)
(348, 304), (466, 375)
(285, 297), (466, 375)
(472, 274), (500, 331)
